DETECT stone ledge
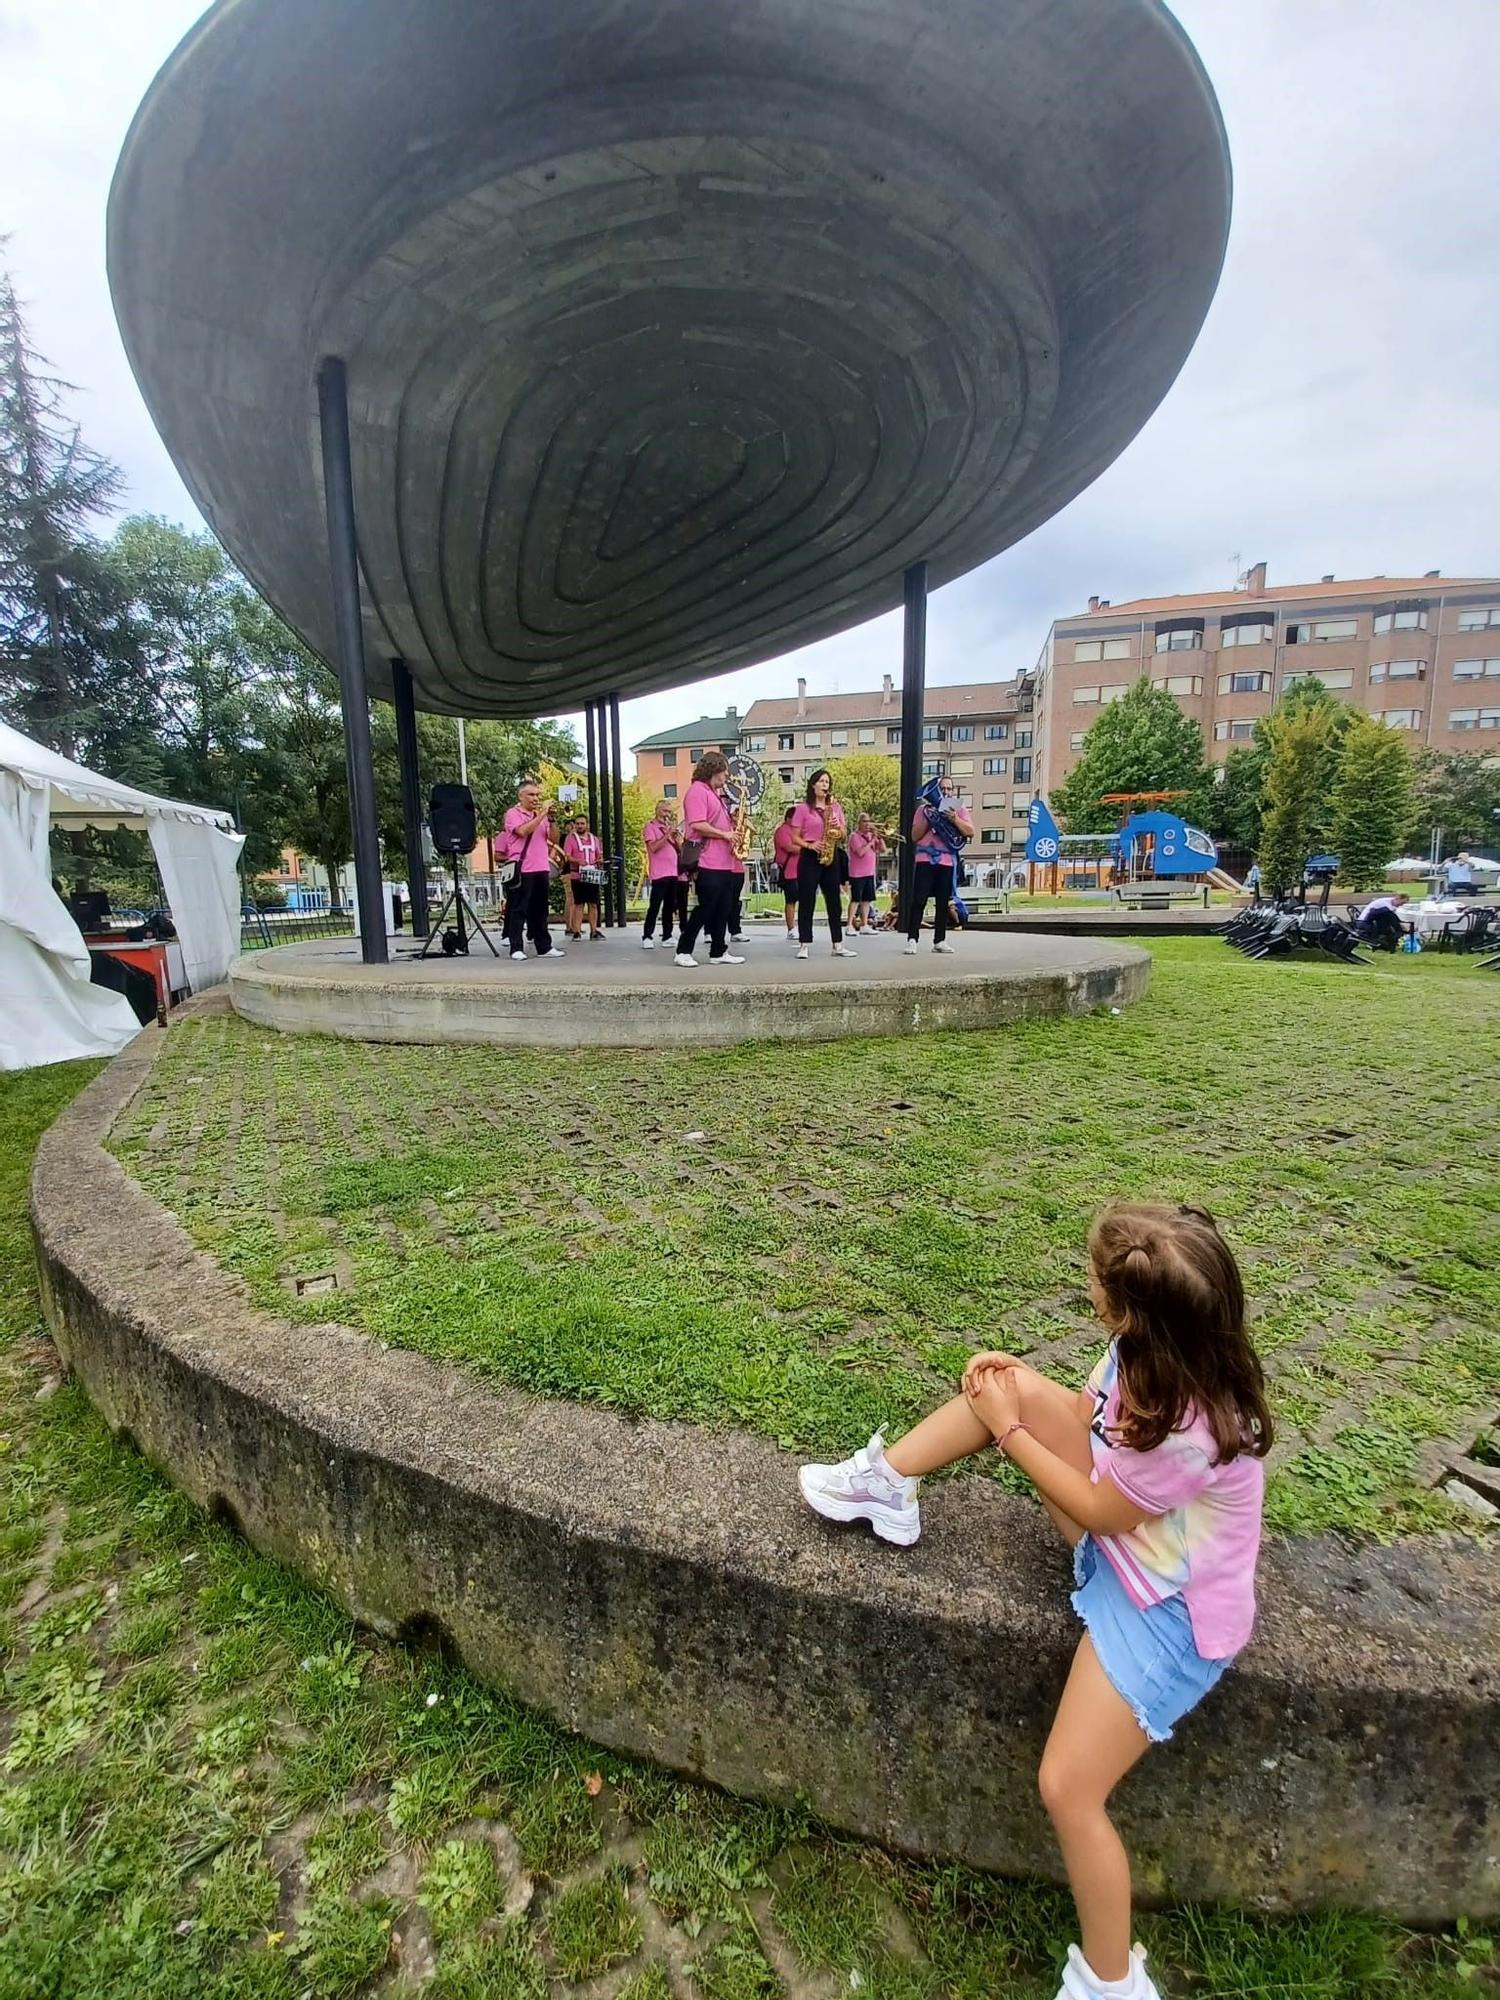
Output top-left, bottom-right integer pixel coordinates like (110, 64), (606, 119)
(30, 1027), (1500, 1921)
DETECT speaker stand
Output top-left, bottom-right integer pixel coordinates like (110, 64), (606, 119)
(418, 855), (499, 959)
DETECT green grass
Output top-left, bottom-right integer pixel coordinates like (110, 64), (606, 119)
(3, 1030), (1498, 1997)
(111, 940), (1500, 1536)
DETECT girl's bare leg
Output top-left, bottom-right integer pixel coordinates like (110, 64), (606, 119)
(883, 1396), (990, 1477)
(1038, 1636), (1151, 1984)
(885, 1369), (1093, 1543)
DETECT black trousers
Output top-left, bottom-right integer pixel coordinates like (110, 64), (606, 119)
(504, 871), (553, 954)
(797, 856), (844, 944)
(907, 859), (953, 943)
(643, 878), (682, 939)
(678, 868), (736, 959)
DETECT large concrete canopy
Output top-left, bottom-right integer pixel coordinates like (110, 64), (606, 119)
(108, 0), (1230, 718)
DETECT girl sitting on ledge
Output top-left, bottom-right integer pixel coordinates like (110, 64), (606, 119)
(798, 1202), (1272, 2000)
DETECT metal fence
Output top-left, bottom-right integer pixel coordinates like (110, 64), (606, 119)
(240, 909), (357, 952)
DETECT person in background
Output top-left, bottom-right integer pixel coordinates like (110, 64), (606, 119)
(641, 799), (683, 949)
(846, 814), (884, 933)
(674, 751), (745, 968)
(773, 805), (799, 939)
(563, 812), (605, 941)
(1353, 890), (1408, 951)
(791, 768), (852, 961)
(904, 775), (973, 955)
(502, 779), (563, 961)
(1444, 852), (1476, 896)
(1243, 860), (1262, 900)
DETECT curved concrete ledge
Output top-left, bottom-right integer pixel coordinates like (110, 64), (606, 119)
(229, 933), (1152, 1048)
(32, 1029), (1500, 1920)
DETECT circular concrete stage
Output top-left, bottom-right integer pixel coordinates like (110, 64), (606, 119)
(229, 929), (1150, 1048)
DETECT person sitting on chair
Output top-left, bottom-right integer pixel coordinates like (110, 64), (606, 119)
(1354, 892), (1408, 950)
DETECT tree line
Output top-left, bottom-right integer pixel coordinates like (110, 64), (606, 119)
(0, 269), (576, 907)
(1053, 673), (1498, 891)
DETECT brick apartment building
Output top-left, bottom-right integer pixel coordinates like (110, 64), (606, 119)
(1032, 562), (1500, 799)
(632, 677), (1035, 857)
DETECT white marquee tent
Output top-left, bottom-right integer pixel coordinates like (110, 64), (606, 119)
(1, 718), (246, 1070)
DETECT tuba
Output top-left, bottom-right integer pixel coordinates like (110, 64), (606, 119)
(723, 753), (766, 862)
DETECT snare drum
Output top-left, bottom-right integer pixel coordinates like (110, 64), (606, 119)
(578, 865), (606, 887)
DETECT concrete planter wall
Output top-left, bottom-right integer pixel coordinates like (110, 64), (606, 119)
(31, 1031), (1500, 1921)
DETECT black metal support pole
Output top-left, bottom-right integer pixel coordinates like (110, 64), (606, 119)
(596, 700), (615, 925)
(609, 693), (626, 927)
(317, 355), (388, 963)
(390, 658), (429, 939)
(585, 702), (599, 836)
(898, 561), (929, 920)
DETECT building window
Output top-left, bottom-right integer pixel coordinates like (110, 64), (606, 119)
(1012, 791), (1032, 809)
(980, 829), (1005, 845)
(829, 730), (847, 747)
(747, 736), (766, 752)
(1155, 622), (1204, 652)
(1454, 658), (1500, 680)
(663, 783), (678, 798)
(1369, 661), (1426, 683)
(922, 759), (945, 778)
(1287, 618), (1357, 644)
(1015, 728), (1032, 748)
(1456, 607), (1500, 631)
(887, 727), (902, 745)
(1216, 671), (1273, 695)
(1214, 720), (1257, 742)
(1374, 604), (1429, 634)
(1220, 619), (1273, 648)
(1097, 687), (1127, 705)
(1072, 686), (1100, 705)
(689, 748), (703, 763)
(778, 767), (794, 784)
(804, 732), (821, 748)
(1283, 667), (1354, 690)
(982, 757), (1008, 775)
(949, 758), (974, 775)
(984, 722), (1009, 740)
(1069, 732), (1086, 751)
(1152, 675), (1204, 696)
(659, 748), (677, 767)
(981, 792), (1005, 809)
(857, 727), (875, 744)
(952, 724), (975, 741)
(921, 723), (944, 742)
(1450, 707), (1500, 730)
(1013, 756), (1032, 782)
(777, 733), (795, 751)
(1074, 637), (1132, 662)
(1379, 709), (1422, 730)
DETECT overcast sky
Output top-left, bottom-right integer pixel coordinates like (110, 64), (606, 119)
(3, 0), (1497, 774)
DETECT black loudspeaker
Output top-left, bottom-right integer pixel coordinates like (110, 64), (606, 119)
(429, 783), (477, 856)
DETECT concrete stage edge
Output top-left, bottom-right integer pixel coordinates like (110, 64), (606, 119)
(32, 1032), (1500, 1920)
(229, 931), (1152, 1048)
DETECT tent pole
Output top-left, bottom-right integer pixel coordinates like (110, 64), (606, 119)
(898, 562), (928, 920)
(609, 693), (626, 927)
(390, 658), (428, 938)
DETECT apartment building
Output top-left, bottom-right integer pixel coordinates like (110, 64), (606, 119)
(1031, 563), (1500, 799)
(740, 674), (1033, 855)
(631, 708), (742, 803)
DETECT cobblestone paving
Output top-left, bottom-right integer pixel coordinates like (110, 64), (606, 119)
(110, 942), (1500, 1537)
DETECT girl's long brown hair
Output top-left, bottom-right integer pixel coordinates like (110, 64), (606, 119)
(1088, 1202), (1272, 1463)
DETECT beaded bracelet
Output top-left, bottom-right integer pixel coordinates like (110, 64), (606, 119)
(995, 1420), (1030, 1454)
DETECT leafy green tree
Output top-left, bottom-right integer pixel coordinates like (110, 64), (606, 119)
(1051, 678), (1212, 833)
(826, 750), (900, 834)
(1405, 749), (1500, 853)
(1205, 742), (1268, 851)
(237, 597), (352, 906)
(0, 267), (148, 767)
(1258, 702), (1339, 895)
(1329, 715), (1414, 890)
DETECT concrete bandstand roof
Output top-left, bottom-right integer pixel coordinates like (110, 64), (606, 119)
(108, 0), (1230, 719)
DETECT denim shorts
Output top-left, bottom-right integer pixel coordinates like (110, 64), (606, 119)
(1070, 1535), (1231, 1743)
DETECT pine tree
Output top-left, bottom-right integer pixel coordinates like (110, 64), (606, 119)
(1051, 677), (1212, 832)
(1330, 714), (1415, 890)
(0, 268), (146, 762)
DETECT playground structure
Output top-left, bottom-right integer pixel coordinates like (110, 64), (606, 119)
(1023, 792), (1230, 898)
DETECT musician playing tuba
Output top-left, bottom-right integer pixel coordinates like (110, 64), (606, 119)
(790, 767), (854, 961)
(905, 774), (973, 955)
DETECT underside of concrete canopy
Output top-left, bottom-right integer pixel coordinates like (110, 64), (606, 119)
(108, 0), (1230, 721)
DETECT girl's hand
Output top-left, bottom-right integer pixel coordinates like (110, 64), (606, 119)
(965, 1365), (1021, 1441)
(961, 1350), (1024, 1397)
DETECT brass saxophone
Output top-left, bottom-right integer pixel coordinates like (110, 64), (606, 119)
(732, 791), (753, 863)
(817, 798), (844, 866)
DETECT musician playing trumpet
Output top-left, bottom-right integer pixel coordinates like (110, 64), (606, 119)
(640, 797), (683, 949)
(846, 813), (886, 934)
(502, 778), (564, 961)
(791, 767), (854, 960)
(905, 773), (973, 954)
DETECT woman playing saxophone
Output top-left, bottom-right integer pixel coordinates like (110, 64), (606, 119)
(790, 767), (852, 960)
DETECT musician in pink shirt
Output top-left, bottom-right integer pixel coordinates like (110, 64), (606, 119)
(772, 807), (799, 938)
(502, 779), (563, 961)
(790, 769), (852, 960)
(562, 814), (605, 942)
(673, 752), (745, 967)
(846, 815), (884, 933)
(641, 800), (683, 948)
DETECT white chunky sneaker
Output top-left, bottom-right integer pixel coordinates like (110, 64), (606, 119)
(796, 944), (810, 959)
(933, 941), (956, 954)
(712, 953), (747, 965)
(642, 936), (656, 949)
(1056, 1943), (1160, 2000)
(798, 1434), (920, 1546)
(730, 932), (750, 944)
(510, 950), (527, 962)
(903, 940), (919, 955)
(673, 952), (699, 968)
(832, 942), (857, 957)
(538, 946), (565, 958)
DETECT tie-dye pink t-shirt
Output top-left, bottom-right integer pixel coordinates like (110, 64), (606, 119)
(1086, 1342), (1263, 1658)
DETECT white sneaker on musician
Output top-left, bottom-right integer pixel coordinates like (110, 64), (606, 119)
(712, 953), (746, 965)
(511, 950), (527, 962)
(538, 946), (565, 958)
(642, 937), (656, 949)
(730, 932), (749, 944)
(933, 941), (956, 954)
(832, 942), (857, 957)
(798, 1434), (920, 1546)
(796, 944), (810, 959)
(1055, 1943), (1160, 2000)
(903, 940), (919, 955)
(673, 952), (698, 968)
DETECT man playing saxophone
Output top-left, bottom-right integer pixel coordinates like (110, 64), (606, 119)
(790, 767), (853, 960)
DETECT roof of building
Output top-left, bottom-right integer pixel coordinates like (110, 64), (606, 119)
(630, 713), (740, 752)
(1058, 575), (1499, 622)
(742, 680), (1021, 731)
